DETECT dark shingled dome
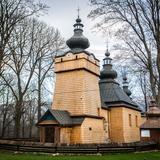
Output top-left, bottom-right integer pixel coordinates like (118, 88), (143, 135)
(123, 86), (132, 97)
(99, 50), (139, 110)
(123, 76), (132, 97)
(66, 17), (90, 52)
(100, 65), (117, 79)
(100, 50), (117, 80)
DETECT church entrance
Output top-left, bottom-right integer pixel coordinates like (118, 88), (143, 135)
(45, 126), (60, 143)
(45, 126), (54, 143)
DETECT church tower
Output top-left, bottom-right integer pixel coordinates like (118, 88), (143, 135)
(52, 16), (101, 116)
(38, 14), (106, 144)
(99, 50), (141, 143)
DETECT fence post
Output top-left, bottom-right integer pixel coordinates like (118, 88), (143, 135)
(16, 145), (20, 151)
(55, 144), (57, 153)
(97, 145), (99, 153)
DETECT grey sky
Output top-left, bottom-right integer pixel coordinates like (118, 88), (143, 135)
(40, 0), (107, 62)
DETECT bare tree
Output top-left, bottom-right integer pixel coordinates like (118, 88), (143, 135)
(33, 24), (65, 121)
(89, 0), (160, 105)
(21, 97), (37, 138)
(0, 86), (14, 137)
(0, 0), (47, 72)
(1, 18), (62, 138)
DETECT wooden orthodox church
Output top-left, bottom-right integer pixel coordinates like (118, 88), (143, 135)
(37, 15), (141, 144)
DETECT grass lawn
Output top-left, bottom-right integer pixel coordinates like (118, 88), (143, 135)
(0, 150), (160, 160)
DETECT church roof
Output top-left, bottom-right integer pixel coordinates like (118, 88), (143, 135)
(55, 50), (99, 62)
(99, 79), (139, 110)
(147, 100), (160, 115)
(37, 109), (84, 126)
(55, 15), (98, 59)
(49, 109), (73, 125)
(99, 51), (140, 111)
(140, 100), (160, 129)
(66, 15), (90, 53)
(140, 119), (160, 129)
(122, 75), (132, 97)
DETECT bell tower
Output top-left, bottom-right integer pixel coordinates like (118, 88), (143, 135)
(52, 15), (101, 116)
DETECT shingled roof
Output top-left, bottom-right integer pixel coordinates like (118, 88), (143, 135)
(37, 109), (84, 126)
(99, 51), (140, 111)
(141, 119), (160, 129)
(140, 100), (160, 129)
(99, 79), (139, 110)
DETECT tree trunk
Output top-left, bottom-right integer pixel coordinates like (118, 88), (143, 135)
(156, 51), (160, 106)
(29, 124), (32, 138)
(22, 116), (25, 138)
(1, 121), (6, 138)
(37, 60), (42, 121)
(1, 109), (7, 137)
(149, 69), (156, 98)
(14, 100), (23, 138)
(0, 47), (4, 72)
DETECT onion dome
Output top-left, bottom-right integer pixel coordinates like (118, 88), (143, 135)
(100, 49), (117, 79)
(122, 75), (132, 97)
(66, 16), (90, 52)
(147, 98), (160, 115)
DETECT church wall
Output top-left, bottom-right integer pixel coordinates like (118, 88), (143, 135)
(54, 53), (100, 75)
(109, 107), (124, 143)
(80, 118), (105, 143)
(100, 109), (110, 142)
(82, 71), (101, 115)
(52, 53), (101, 116)
(53, 70), (85, 115)
(70, 126), (81, 144)
(109, 107), (141, 143)
(60, 127), (71, 144)
(122, 107), (141, 142)
(141, 115), (147, 125)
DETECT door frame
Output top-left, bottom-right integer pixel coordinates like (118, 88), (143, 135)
(44, 126), (60, 143)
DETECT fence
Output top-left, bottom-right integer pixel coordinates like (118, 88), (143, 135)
(0, 140), (158, 154)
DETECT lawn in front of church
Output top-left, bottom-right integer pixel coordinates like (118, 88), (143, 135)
(0, 150), (160, 160)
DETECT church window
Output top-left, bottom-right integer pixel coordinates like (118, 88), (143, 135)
(135, 115), (138, 127)
(129, 114), (132, 126)
(97, 108), (100, 116)
(141, 130), (150, 137)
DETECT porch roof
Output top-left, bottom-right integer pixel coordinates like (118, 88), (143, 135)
(37, 109), (84, 126)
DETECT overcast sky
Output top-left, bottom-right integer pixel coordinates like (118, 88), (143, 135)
(40, 0), (109, 62)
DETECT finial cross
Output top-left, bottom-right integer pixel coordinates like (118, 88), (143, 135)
(77, 7), (80, 18)
(106, 39), (109, 51)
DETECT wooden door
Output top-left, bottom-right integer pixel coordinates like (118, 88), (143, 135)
(45, 126), (55, 143)
(150, 130), (160, 143)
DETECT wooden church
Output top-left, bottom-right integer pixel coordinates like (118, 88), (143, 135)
(37, 15), (141, 144)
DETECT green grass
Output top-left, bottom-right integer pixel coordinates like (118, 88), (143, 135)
(0, 150), (160, 160)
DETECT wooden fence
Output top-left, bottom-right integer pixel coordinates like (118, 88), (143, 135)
(0, 140), (158, 154)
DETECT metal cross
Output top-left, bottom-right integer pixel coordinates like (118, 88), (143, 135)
(77, 7), (80, 18)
